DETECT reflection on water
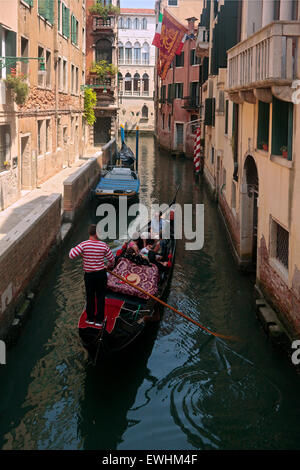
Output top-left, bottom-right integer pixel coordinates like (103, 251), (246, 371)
(1, 135), (300, 450)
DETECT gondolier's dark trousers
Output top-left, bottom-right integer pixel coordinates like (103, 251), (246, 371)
(84, 269), (107, 323)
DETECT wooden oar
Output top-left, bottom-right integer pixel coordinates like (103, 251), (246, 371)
(107, 269), (240, 341)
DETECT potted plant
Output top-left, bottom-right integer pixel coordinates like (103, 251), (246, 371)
(280, 146), (288, 158)
(3, 160), (11, 169)
(83, 88), (97, 126)
(4, 73), (29, 105)
(260, 141), (268, 151)
(90, 61), (118, 83)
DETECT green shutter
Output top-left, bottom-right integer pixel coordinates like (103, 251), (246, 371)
(5, 30), (17, 74)
(47, 0), (54, 24)
(62, 5), (70, 38)
(287, 103), (293, 161)
(38, 0), (48, 18)
(58, 0), (61, 31)
(66, 7), (70, 38)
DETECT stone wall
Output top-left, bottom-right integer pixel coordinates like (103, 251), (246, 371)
(0, 193), (61, 339)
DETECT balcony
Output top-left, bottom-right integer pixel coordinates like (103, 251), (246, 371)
(182, 96), (200, 110)
(93, 16), (115, 31)
(195, 26), (209, 58)
(227, 21), (300, 104)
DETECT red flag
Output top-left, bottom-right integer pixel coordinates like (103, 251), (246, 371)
(157, 9), (187, 80)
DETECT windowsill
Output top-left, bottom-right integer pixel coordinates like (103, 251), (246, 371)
(270, 154), (293, 169)
(256, 148), (269, 157)
(58, 32), (69, 41)
(269, 257), (289, 285)
(37, 14), (53, 28)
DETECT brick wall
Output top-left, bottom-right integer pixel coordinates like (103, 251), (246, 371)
(258, 235), (300, 337)
(0, 193), (61, 338)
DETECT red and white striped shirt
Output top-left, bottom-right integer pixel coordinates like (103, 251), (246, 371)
(69, 239), (115, 272)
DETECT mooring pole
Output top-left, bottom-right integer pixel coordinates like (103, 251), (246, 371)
(136, 125), (139, 172)
(120, 124), (125, 144)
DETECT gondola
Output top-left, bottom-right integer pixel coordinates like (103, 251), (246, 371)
(78, 189), (179, 363)
(92, 142), (140, 201)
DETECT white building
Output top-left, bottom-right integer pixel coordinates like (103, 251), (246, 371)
(118, 8), (156, 133)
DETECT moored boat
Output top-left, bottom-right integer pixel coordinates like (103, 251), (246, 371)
(92, 166), (140, 201)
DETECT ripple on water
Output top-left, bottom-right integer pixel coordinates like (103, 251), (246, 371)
(154, 339), (282, 450)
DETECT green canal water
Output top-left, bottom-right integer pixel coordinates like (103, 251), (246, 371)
(0, 135), (300, 450)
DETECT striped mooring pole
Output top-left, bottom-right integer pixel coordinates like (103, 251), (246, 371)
(194, 127), (201, 174)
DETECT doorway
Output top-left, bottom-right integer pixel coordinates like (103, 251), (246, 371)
(94, 117), (111, 146)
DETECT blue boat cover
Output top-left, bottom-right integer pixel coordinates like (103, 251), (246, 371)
(95, 167), (140, 193)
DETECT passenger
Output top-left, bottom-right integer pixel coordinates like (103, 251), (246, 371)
(150, 212), (166, 240)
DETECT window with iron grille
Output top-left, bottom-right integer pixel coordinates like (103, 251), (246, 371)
(276, 223), (289, 269)
(175, 52), (184, 67)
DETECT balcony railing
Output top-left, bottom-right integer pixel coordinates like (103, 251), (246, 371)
(119, 58), (150, 66)
(227, 21), (300, 93)
(93, 16), (115, 30)
(195, 26), (209, 58)
(182, 96), (200, 110)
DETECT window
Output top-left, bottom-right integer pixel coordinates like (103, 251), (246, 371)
(142, 105), (148, 119)
(63, 126), (68, 147)
(96, 38), (112, 63)
(168, 114), (171, 130)
(142, 18), (147, 29)
(37, 120), (43, 155)
(0, 125), (11, 171)
(62, 3), (70, 38)
(126, 18), (132, 29)
(134, 42), (141, 64)
(71, 64), (74, 93)
(270, 219), (289, 271)
(38, 46), (45, 87)
(271, 97), (293, 160)
(190, 49), (200, 65)
(176, 123), (184, 145)
(124, 73), (132, 94)
(142, 73), (149, 95)
(175, 83), (183, 98)
(57, 118), (61, 148)
(58, 0), (61, 32)
(225, 100), (229, 134)
(125, 42), (132, 64)
(82, 27), (86, 54)
(142, 42), (149, 65)
(231, 181), (236, 210)
(204, 98), (216, 126)
(168, 0), (178, 5)
(58, 57), (62, 90)
(118, 42), (124, 63)
(118, 72), (123, 94)
(133, 73), (140, 94)
(0, 28), (16, 79)
(38, 0), (54, 24)
(46, 119), (51, 152)
(211, 146), (214, 164)
(218, 90), (224, 113)
(118, 17), (124, 28)
(134, 18), (140, 29)
(21, 37), (29, 77)
(63, 59), (67, 91)
(175, 52), (184, 67)
(160, 85), (166, 103)
(167, 83), (174, 103)
(162, 113), (165, 129)
(190, 82), (199, 106)
(71, 14), (79, 45)
(46, 50), (51, 87)
(257, 101), (270, 150)
(76, 67), (79, 94)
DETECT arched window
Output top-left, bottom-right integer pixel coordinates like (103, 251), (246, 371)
(118, 72), (123, 94)
(142, 18), (147, 29)
(142, 42), (150, 65)
(124, 72), (132, 94)
(95, 38), (112, 63)
(125, 41), (132, 64)
(142, 105), (148, 118)
(134, 18), (140, 29)
(126, 17), (132, 29)
(133, 73), (140, 94)
(118, 42), (124, 64)
(118, 17), (124, 28)
(142, 73), (149, 95)
(134, 41), (141, 64)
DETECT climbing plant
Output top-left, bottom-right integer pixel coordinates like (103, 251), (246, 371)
(89, 3), (120, 17)
(84, 88), (97, 126)
(90, 60), (118, 81)
(5, 74), (29, 105)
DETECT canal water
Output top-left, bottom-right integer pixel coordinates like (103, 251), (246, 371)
(1, 135), (300, 450)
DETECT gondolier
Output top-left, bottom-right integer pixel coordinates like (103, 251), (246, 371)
(69, 224), (115, 326)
